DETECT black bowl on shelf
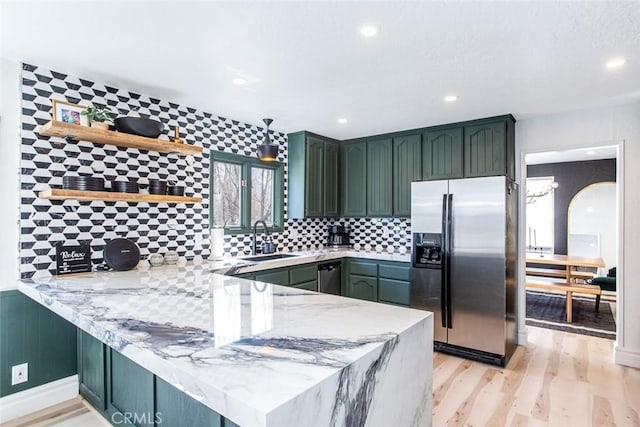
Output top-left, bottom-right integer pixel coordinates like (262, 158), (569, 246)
(114, 117), (164, 138)
(63, 175), (105, 191)
(167, 186), (185, 196)
(111, 179), (139, 194)
(148, 179), (167, 195)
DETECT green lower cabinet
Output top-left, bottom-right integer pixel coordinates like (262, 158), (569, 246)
(292, 280), (318, 291)
(289, 264), (317, 285)
(378, 278), (410, 306)
(254, 269), (289, 286)
(107, 350), (155, 426)
(347, 275), (378, 302)
(233, 272), (254, 279)
(156, 377), (222, 427)
(78, 330), (106, 411)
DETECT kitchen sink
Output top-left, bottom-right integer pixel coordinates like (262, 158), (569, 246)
(242, 253), (300, 262)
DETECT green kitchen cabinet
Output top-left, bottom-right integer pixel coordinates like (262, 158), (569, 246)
(463, 116), (515, 179)
(254, 268), (290, 286)
(290, 264), (318, 285)
(106, 349), (155, 426)
(323, 141), (340, 217)
(393, 133), (422, 216)
(78, 330), (106, 411)
(347, 275), (378, 302)
(305, 135), (325, 217)
(378, 278), (410, 306)
(341, 140), (367, 217)
(156, 377), (222, 427)
(288, 131), (340, 218)
(423, 127), (463, 180)
(366, 137), (393, 217)
(292, 281), (319, 291)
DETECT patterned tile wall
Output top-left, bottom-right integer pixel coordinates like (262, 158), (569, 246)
(18, 63), (411, 278)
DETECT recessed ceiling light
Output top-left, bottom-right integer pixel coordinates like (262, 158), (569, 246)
(360, 25), (378, 37)
(586, 150), (596, 155)
(232, 77), (247, 85)
(444, 95), (458, 102)
(605, 58), (626, 70)
(337, 118), (348, 124)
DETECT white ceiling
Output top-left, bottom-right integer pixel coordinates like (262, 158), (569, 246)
(526, 145), (617, 165)
(2, 1), (639, 139)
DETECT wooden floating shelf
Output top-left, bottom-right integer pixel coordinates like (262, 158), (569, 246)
(39, 189), (202, 204)
(39, 121), (203, 156)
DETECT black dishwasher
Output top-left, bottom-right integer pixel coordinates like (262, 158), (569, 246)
(318, 263), (341, 295)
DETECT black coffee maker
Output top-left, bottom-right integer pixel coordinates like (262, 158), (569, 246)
(327, 224), (351, 247)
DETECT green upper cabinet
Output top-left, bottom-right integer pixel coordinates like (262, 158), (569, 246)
(366, 137), (393, 217)
(323, 141), (340, 217)
(393, 133), (422, 217)
(288, 131), (340, 218)
(463, 116), (515, 179)
(305, 136), (324, 217)
(341, 141), (367, 217)
(423, 127), (463, 180)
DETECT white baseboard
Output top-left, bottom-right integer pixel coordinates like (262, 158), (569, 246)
(614, 345), (640, 368)
(0, 375), (78, 423)
(517, 328), (528, 345)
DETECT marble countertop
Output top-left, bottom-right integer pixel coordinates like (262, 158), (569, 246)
(17, 254), (432, 427)
(208, 248), (411, 275)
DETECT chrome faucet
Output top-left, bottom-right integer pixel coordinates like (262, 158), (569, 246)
(252, 220), (275, 255)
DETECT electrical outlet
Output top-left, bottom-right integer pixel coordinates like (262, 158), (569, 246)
(11, 363), (28, 385)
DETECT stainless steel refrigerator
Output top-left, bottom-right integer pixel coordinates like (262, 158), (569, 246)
(410, 176), (518, 366)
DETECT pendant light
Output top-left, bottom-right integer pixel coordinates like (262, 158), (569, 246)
(257, 118), (278, 162)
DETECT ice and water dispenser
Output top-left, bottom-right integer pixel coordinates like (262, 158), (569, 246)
(412, 233), (443, 269)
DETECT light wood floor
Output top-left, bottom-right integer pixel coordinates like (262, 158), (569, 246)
(1, 396), (108, 427)
(3, 326), (639, 427)
(433, 326), (640, 426)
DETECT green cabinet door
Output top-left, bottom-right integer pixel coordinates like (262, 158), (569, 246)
(464, 121), (507, 178)
(347, 275), (378, 302)
(367, 138), (393, 217)
(393, 133), (422, 216)
(341, 141), (367, 217)
(323, 141), (340, 217)
(305, 136), (324, 217)
(423, 127), (463, 180)
(254, 269), (290, 286)
(78, 330), (106, 411)
(106, 349), (155, 426)
(156, 377), (222, 427)
(378, 278), (410, 306)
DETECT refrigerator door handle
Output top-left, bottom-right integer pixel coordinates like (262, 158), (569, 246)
(441, 193), (448, 328)
(446, 193), (453, 329)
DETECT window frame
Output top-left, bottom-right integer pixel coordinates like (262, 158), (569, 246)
(210, 151), (284, 235)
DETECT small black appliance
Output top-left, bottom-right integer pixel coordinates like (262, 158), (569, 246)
(326, 224), (351, 247)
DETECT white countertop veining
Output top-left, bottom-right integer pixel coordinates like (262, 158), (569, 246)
(17, 251), (431, 427)
(208, 248), (411, 275)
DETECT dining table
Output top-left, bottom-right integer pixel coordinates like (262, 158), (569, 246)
(525, 253), (606, 323)
(525, 252), (605, 282)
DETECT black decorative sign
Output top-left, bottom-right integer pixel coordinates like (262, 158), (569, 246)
(56, 244), (92, 275)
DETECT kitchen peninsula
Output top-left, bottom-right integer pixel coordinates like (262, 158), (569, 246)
(17, 254), (433, 427)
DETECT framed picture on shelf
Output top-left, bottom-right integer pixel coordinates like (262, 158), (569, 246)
(51, 99), (89, 126)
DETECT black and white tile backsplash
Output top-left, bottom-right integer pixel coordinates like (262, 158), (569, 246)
(19, 63), (410, 278)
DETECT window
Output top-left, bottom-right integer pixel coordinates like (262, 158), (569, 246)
(526, 176), (555, 253)
(211, 151), (284, 234)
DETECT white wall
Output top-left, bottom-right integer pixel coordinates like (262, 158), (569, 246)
(516, 102), (640, 368)
(0, 58), (20, 290)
